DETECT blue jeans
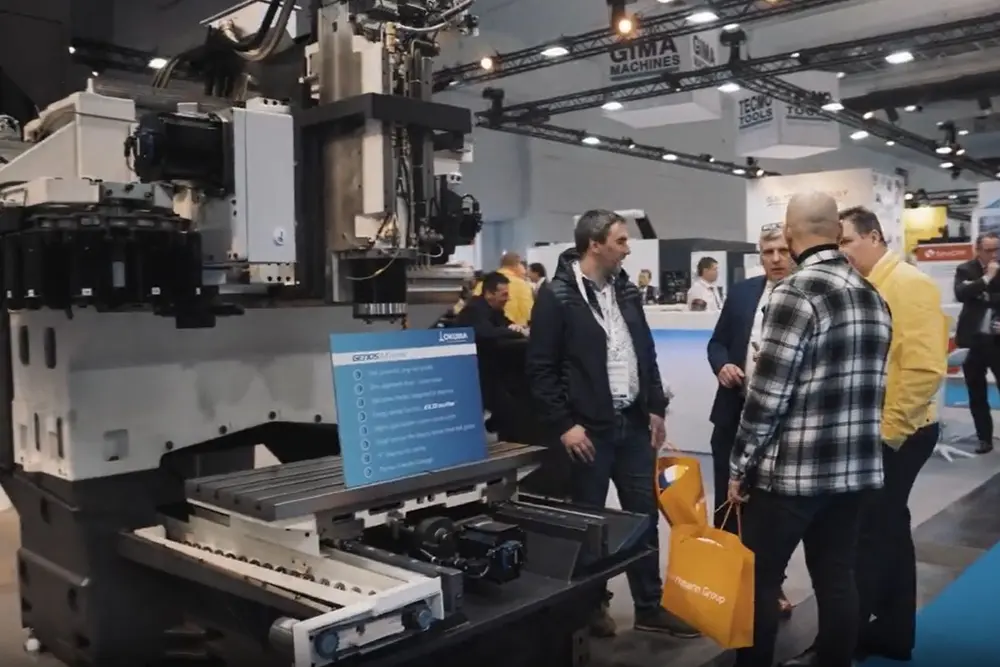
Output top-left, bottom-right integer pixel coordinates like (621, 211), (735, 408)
(569, 411), (662, 611)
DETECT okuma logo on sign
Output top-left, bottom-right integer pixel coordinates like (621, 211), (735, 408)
(439, 330), (469, 343)
(608, 37), (680, 82)
(738, 95), (773, 130)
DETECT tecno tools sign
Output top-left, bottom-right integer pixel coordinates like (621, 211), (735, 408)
(608, 36), (681, 82)
(738, 95), (774, 130)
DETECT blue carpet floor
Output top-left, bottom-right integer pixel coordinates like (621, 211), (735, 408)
(863, 542), (1000, 667)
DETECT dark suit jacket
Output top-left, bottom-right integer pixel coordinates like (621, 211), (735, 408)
(954, 259), (1000, 348)
(706, 275), (767, 429)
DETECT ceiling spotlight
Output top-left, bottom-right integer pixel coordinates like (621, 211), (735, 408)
(904, 104), (917, 112)
(949, 194), (958, 200)
(480, 56), (494, 70)
(936, 145), (953, 154)
(850, 130), (869, 140)
(663, 153), (678, 161)
(940, 161), (954, 169)
(904, 192), (913, 200)
(616, 15), (635, 34)
(885, 50), (914, 65)
(602, 100), (624, 111)
(723, 23), (740, 31)
(68, 46), (76, 54)
(656, 0), (676, 3)
(863, 111), (875, 120)
(791, 51), (801, 58)
(91, 71), (99, 77)
(959, 129), (970, 136)
(540, 45), (569, 58)
(733, 168), (747, 175)
(837, 72), (846, 79)
(956, 148), (967, 156)
(686, 10), (719, 24)
(755, 168), (765, 177)
(582, 135), (601, 145)
(148, 57), (168, 70)
(718, 82), (741, 93)
(821, 100), (844, 112)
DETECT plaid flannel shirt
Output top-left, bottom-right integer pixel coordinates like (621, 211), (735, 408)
(730, 246), (892, 496)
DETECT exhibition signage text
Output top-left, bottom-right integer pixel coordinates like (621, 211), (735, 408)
(329, 328), (487, 488)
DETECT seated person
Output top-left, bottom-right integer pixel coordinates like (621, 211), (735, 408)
(455, 271), (527, 340)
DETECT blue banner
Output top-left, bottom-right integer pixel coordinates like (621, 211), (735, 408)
(330, 327), (487, 488)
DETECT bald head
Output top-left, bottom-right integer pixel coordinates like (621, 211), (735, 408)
(784, 191), (841, 242)
(500, 252), (522, 268)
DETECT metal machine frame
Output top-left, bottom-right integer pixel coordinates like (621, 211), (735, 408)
(0, 2), (658, 666)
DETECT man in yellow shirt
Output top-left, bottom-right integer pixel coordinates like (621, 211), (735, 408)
(833, 207), (946, 663)
(475, 252), (534, 326)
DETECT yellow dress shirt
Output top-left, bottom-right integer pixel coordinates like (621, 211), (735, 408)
(867, 251), (948, 447)
(474, 267), (534, 326)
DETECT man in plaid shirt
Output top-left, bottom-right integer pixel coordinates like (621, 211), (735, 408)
(728, 192), (892, 667)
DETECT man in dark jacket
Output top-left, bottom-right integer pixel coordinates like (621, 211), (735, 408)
(954, 231), (1000, 454)
(526, 209), (698, 639)
(455, 271), (527, 341)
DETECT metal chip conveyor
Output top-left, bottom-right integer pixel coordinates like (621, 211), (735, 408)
(186, 442), (545, 521)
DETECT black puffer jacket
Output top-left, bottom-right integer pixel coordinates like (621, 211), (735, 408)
(525, 248), (668, 438)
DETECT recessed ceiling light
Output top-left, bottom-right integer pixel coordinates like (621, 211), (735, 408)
(885, 50), (914, 65)
(686, 10), (719, 24)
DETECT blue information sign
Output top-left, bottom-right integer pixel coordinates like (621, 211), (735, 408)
(330, 327), (487, 488)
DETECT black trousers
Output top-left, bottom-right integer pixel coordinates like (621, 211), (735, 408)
(734, 490), (867, 667)
(856, 423), (939, 655)
(710, 422), (740, 534)
(962, 337), (1000, 442)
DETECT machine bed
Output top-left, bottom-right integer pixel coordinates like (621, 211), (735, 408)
(186, 442), (545, 521)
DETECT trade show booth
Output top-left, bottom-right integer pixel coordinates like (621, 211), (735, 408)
(745, 168), (907, 251)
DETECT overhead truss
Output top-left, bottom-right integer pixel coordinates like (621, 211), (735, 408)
(434, 0), (853, 88)
(481, 120), (779, 180)
(484, 13), (1000, 123)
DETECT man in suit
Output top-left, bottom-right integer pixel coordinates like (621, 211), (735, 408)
(707, 223), (794, 615)
(954, 231), (1000, 454)
(637, 269), (659, 304)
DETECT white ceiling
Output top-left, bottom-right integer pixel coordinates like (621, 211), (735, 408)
(443, 0), (1000, 190)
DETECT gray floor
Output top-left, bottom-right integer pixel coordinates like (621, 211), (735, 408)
(590, 436), (1000, 667)
(1, 439), (999, 666)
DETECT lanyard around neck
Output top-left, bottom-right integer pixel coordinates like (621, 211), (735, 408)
(574, 263), (616, 343)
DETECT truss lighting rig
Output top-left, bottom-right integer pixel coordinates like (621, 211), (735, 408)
(0, 2), (652, 666)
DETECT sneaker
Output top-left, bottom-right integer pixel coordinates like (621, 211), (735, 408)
(634, 607), (700, 638)
(589, 598), (617, 638)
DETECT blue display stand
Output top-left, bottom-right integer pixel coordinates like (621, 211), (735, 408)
(330, 328), (487, 488)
